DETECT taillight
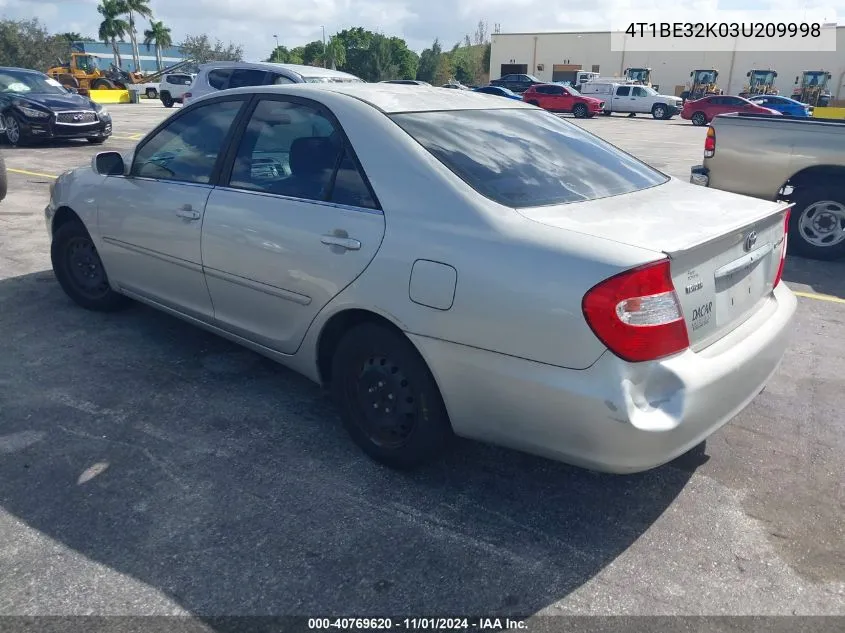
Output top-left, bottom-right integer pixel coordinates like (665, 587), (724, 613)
(582, 259), (690, 363)
(774, 208), (791, 287)
(704, 126), (715, 157)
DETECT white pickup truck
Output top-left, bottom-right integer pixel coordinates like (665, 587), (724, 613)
(580, 82), (683, 119)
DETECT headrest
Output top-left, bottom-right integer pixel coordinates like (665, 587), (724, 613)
(289, 137), (340, 176)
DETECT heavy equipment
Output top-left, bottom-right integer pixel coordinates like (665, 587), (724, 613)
(681, 69), (721, 102)
(624, 67), (651, 85)
(738, 69), (778, 98)
(792, 70), (832, 107)
(47, 53), (195, 97)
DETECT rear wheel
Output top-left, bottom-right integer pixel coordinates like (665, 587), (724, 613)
(161, 93), (175, 108)
(91, 78), (114, 90)
(573, 103), (589, 118)
(527, 99), (539, 107)
(330, 323), (453, 469)
(51, 220), (130, 312)
(789, 186), (845, 261)
(691, 111), (707, 126)
(87, 138), (106, 144)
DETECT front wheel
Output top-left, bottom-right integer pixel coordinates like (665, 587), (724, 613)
(652, 104), (667, 119)
(789, 186), (845, 261)
(573, 103), (589, 118)
(691, 112), (707, 126)
(87, 137), (106, 144)
(51, 220), (130, 312)
(330, 323), (453, 469)
(4, 113), (26, 146)
(91, 78), (114, 90)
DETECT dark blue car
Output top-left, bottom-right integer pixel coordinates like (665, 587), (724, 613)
(472, 85), (523, 101)
(747, 95), (812, 117)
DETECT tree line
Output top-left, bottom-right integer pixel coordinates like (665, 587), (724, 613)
(0, 12), (491, 86)
(268, 21), (491, 85)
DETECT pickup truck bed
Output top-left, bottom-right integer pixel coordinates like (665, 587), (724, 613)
(690, 112), (845, 261)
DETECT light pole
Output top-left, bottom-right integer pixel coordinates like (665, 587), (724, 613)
(273, 34), (280, 61)
(321, 26), (326, 67)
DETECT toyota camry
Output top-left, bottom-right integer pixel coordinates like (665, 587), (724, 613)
(45, 83), (796, 473)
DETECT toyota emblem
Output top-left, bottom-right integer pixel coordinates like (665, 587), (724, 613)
(744, 230), (758, 252)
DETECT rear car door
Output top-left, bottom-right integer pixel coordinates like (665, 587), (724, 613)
(200, 95), (386, 354)
(97, 96), (248, 319)
(614, 85), (633, 112)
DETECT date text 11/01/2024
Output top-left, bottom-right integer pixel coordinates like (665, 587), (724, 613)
(624, 22), (822, 38)
(307, 618), (527, 630)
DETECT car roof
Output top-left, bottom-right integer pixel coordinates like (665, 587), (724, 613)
(0, 67), (44, 75)
(197, 60), (360, 80)
(209, 83), (534, 113)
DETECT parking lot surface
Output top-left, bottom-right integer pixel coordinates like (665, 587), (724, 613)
(1, 102), (843, 619)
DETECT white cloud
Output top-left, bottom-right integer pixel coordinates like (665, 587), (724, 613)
(1, 0), (843, 60)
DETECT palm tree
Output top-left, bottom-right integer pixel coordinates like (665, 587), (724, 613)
(97, 0), (129, 69)
(143, 20), (172, 72)
(121, 0), (154, 73)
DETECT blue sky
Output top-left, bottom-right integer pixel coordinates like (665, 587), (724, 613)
(1, 0), (841, 60)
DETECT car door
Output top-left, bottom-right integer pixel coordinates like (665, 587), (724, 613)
(200, 95), (386, 354)
(630, 86), (651, 112)
(96, 95), (248, 319)
(554, 86), (575, 111)
(614, 85), (632, 112)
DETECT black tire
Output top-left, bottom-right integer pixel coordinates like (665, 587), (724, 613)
(91, 78), (115, 90)
(58, 73), (80, 90)
(788, 186), (845, 261)
(3, 112), (26, 146)
(601, 110), (612, 116)
(87, 137), (106, 144)
(0, 152), (7, 202)
(691, 111), (707, 126)
(573, 103), (589, 118)
(161, 93), (175, 108)
(330, 323), (453, 469)
(527, 99), (539, 107)
(652, 104), (667, 119)
(51, 219), (130, 312)
(146, 87), (157, 99)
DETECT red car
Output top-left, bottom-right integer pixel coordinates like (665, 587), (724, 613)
(522, 84), (605, 118)
(681, 95), (782, 126)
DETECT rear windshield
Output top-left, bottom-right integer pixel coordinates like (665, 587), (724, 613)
(390, 109), (668, 208)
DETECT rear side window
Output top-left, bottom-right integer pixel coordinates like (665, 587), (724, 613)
(207, 68), (231, 90)
(267, 73), (296, 85)
(615, 86), (630, 96)
(229, 69), (268, 89)
(390, 109), (668, 208)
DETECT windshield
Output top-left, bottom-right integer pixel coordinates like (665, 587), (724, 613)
(628, 70), (648, 81)
(390, 108), (668, 209)
(0, 70), (68, 95)
(641, 86), (658, 96)
(525, 74), (541, 82)
(304, 76), (363, 84)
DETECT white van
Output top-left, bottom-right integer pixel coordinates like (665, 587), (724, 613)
(580, 82), (682, 119)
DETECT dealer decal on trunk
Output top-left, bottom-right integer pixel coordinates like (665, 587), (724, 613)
(691, 301), (714, 331)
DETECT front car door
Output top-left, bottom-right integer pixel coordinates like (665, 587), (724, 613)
(96, 96), (248, 319)
(200, 95), (386, 354)
(630, 86), (651, 112)
(555, 86), (575, 111)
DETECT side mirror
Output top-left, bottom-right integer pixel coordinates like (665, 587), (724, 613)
(66, 87), (79, 94)
(746, 71), (750, 77)
(93, 151), (125, 176)
(773, 72), (778, 78)
(795, 76), (799, 84)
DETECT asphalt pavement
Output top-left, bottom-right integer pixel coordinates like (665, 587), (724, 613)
(0, 100), (843, 620)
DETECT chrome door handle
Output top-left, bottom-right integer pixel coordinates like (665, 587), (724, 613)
(321, 235), (361, 250)
(176, 205), (201, 220)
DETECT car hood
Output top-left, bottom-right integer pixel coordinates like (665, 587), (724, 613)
(14, 92), (96, 111)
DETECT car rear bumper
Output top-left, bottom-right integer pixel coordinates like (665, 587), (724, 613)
(690, 164), (710, 187)
(410, 283), (796, 474)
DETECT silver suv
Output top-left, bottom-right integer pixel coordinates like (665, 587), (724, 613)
(183, 61), (363, 105)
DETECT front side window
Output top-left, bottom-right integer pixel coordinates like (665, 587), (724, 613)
(390, 108), (668, 208)
(632, 87), (648, 97)
(132, 100), (243, 184)
(228, 98), (376, 208)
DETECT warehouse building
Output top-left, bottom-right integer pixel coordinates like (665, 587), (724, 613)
(489, 27), (845, 102)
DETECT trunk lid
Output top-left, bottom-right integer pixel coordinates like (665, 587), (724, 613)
(517, 178), (790, 350)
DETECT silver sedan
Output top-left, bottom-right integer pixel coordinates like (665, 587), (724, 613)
(45, 83), (797, 473)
